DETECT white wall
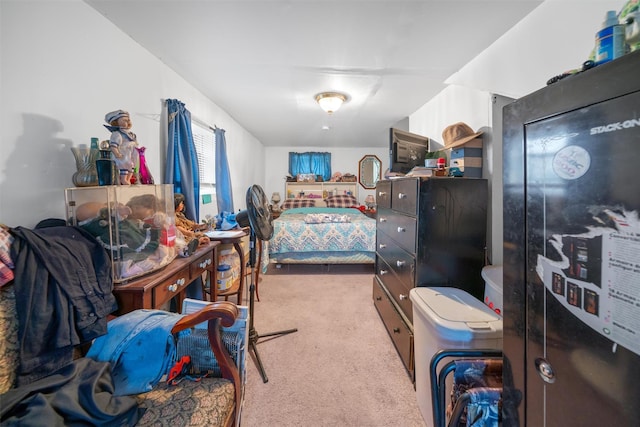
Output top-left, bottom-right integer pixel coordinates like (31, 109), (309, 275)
(0, 0), (263, 228)
(264, 146), (389, 206)
(408, 0), (626, 265)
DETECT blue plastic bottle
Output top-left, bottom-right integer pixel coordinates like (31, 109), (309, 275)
(595, 10), (625, 64)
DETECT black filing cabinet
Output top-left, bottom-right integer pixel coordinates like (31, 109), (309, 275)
(372, 176), (488, 377)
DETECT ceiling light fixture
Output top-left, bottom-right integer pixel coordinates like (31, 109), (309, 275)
(315, 92), (347, 114)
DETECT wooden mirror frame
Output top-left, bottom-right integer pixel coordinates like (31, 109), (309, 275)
(358, 155), (382, 189)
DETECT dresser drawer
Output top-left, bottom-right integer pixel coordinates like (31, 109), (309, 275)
(392, 178), (418, 216)
(376, 180), (392, 208)
(377, 210), (417, 254)
(153, 269), (190, 307)
(372, 277), (414, 375)
(376, 255), (413, 322)
(376, 232), (415, 290)
(190, 250), (215, 279)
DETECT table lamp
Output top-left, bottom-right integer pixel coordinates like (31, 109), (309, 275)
(271, 192), (281, 212)
(365, 194), (375, 209)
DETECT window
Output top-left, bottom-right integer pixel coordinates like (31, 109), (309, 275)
(191, 119), (215, 186)
(289, 152), (332, 181)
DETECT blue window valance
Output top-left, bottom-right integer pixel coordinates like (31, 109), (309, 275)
(288, 152), (332, 181)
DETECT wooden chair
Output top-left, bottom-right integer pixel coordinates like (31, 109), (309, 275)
(0, 283), (243, 427)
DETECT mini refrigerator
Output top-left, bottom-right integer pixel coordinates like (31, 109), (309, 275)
(503, 50), (640, 426)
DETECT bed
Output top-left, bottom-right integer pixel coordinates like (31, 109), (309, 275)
(266, 195), (376, 265)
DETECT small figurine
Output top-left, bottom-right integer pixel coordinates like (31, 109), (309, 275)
(104, 109), (139, 185)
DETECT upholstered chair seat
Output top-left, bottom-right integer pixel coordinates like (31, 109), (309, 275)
(0, 283), (242, 427)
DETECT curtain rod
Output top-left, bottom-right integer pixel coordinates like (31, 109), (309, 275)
(191, 115), (218, 131)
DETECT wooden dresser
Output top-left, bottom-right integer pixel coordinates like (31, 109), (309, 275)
(112, 242), (219, 315)
(372, 177), (488, 378)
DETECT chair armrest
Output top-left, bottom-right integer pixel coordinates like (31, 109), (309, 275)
(171, 301), (239, 332)
(171, 301), (241, 426)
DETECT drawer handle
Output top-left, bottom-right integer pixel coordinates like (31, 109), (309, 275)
(178, 278), (186, 286)
(393, 327), (401, 334)
(397, 192), (407, 199)
(378, 191), (387, 197)
(396, 260), (405, 268)
(379, 243), (387, 249)
(397, 226), (406, 233)
(168, 283), (178, 292)
(379, 217), (387, 223)
(375, 296), (382, 301)
(199, 261), (206, 268)
(379, 269), (388, 276)
(399, 293), (408, 300)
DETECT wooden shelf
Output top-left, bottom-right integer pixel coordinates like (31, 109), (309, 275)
(285, 181), (358, 201)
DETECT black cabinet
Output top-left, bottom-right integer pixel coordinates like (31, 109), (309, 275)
(372, 176), (488, 376)
(503, 50), (640, 426)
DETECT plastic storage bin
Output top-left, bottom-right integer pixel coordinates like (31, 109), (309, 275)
(481, 265), (503, 315)
(409, 287), (503, 427)
(65, 184), (177, 283)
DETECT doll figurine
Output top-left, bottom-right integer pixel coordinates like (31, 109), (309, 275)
(104, 109), (139, 185)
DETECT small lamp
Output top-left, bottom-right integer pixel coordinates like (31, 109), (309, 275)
(271, 192), (282, 212)
(365, 194), (375, 209)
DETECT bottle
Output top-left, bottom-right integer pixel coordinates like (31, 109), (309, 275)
(96, 139), (117, 185)
(216, 264), (232, 291)
(595, 10), (625, 64)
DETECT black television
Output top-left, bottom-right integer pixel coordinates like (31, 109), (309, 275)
(389, 128), (430, 174)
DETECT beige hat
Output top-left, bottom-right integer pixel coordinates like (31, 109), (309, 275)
(442, 122), (483, 150)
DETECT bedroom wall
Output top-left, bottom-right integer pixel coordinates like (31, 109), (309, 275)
(408, 0), (626, 266)
(0, 0), (263, 228)
(263, 146), (389, 208)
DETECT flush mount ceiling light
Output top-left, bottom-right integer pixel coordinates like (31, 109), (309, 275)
(315, 92), (347, 114)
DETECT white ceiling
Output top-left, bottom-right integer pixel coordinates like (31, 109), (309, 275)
(86, 0), (543, 148)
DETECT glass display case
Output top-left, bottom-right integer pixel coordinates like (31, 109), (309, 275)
(65, 184), (177, 283)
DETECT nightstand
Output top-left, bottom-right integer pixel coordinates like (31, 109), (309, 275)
(362, 209), (377, 219)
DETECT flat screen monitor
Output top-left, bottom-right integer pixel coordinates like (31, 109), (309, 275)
(389, 128), (430, 174)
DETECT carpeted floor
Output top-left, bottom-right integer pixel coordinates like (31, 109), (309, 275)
(240, 265), (427, 426)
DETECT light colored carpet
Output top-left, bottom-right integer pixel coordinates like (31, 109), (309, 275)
(240, 265), (427, 427)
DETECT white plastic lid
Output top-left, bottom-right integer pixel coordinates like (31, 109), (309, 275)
(411, 287), (500, 323)
(603, 10), (618, 28)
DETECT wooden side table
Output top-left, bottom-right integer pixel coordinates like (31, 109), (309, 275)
(112, 241), (219, 315)
(362, 208), (377, 219)
(207, 229), (248, 305)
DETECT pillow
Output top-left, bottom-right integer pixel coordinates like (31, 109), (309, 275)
(280, 199), (316, 210)
(325, 195), (358, 208)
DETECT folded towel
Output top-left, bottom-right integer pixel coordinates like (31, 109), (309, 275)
(304, 214), (351, 224)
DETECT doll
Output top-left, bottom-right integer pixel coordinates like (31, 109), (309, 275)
(126, 194), (177, 264)
(174, 193), (209, 252)
(104, 109), (139, 185)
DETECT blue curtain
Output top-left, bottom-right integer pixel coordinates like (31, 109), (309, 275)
(164, 99), (200, 221)
(215, 128), (234, 213)
(288, 152), (332, 181)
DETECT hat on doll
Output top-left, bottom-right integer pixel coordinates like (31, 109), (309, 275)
(442, 122), (483, 150)
(105, 109), (130, 124)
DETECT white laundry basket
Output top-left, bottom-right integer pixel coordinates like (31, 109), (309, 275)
(409, 287), (503, 427)
(481, 265), (503, 316)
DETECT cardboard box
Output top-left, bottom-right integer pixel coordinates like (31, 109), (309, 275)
(450, 138), (483, 178)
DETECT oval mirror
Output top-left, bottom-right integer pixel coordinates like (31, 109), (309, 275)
(358, 155), (382, 189)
